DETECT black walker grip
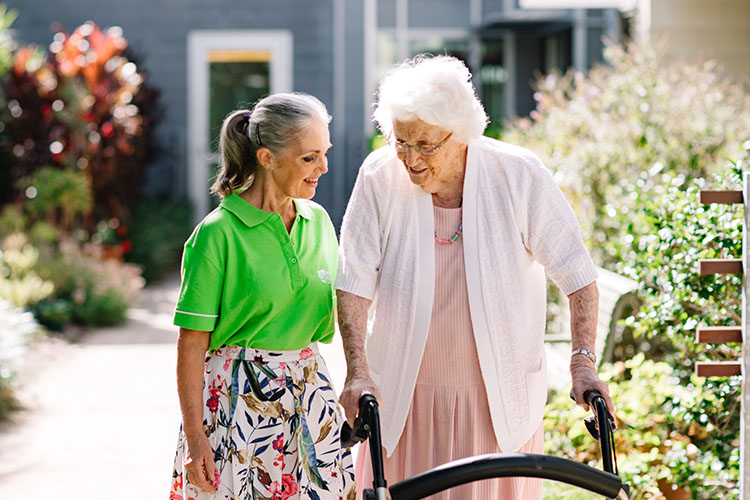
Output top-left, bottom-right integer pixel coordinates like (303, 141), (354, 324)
(570, 389), (618, 476)
(339, 394), (388, 492)
(341, 393), (379, 447)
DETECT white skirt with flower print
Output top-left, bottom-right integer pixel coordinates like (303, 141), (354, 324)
(169, 344), (355, 500)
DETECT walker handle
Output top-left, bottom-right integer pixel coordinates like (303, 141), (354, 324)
(340, 394), (388, 497)
(570, 389), (620, 477)
(341, 393), (379, 447)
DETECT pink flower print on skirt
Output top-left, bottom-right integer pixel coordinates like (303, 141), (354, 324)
(169, 344), (355, 500)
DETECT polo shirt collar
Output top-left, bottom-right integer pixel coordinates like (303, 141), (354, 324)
(221, 194), (312, 227)
(294, 199), (313, 220)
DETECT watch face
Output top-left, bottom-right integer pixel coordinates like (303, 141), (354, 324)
(573, 349), (595, 363)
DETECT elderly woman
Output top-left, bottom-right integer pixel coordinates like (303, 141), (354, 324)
(335, 56), (614, 499)
(169, 93), (354, 500)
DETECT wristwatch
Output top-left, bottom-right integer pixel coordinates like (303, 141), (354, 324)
(571, 348), (596, 364)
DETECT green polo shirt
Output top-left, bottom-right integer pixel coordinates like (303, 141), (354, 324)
(174, 194), (338, 351)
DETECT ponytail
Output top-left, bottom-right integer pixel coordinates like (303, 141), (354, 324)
(210, 110), (259, 197)
(210, 93), (331, 198)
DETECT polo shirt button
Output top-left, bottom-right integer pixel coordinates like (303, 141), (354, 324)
(290, 258), (297, 263)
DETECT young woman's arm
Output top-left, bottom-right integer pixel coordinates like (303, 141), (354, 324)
(176, 327), (216, 493)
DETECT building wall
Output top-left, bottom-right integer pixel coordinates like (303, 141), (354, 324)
(643, 0), (750, 87)
(5, 0), (621, 227)
(5, 0), (339, 219)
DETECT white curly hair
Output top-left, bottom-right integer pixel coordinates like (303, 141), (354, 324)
(372, 54), (488, 144)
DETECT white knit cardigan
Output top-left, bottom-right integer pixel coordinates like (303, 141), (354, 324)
(336, 136), (598, 456)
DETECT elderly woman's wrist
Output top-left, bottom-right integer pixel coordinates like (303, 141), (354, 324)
(570, 356), (597, 372)
(346, 366), (372, 380)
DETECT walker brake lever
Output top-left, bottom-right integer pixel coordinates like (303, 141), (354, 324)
(341, 393), (379, 448)
(569, 388), (616, 439)
(341, 419), (369, 447)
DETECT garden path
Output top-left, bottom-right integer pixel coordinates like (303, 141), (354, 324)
(0, 274), (351, 500)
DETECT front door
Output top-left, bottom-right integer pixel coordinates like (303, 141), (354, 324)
(187, 30), (292, 220)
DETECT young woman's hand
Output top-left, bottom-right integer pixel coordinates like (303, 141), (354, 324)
(183, 433), (217, 493)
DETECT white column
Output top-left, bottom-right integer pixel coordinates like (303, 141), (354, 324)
(333, 0), (346, 215)
(502, 33), (516, 119)
(364, 0), (377, 133)
(572, 8), (587, 72)
(469, 0), (483, 98)
(470, 0), (482, 24)
(603, 7), (621, 45)
(187, 33), (209, 223)
(742, 172), (750, 499)
(635, 0), (652, 44)
(396, 0), (409, 61)
(502, 0), (517, 119)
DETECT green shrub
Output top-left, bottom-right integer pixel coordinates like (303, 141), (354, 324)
(0, 161), (145, 329)
(545, 354), (739, 500)
(502, 41), (748, 498)
(16, 166), (93, 232)
(0, 233), (54, 308)
(0, 298), (41, 420)
(503, 42), (750, 270)
(623, 165), (745, 366)
(543, 167), (745, 498)
(71, 288), (128, 326)
(0, 5), (19, 204)
(30, 296), (72, 332)
(36, 239), (144, 327)
(125, 198), (192, 283)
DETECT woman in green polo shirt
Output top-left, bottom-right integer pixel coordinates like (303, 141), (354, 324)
(169, 93), (354, 500)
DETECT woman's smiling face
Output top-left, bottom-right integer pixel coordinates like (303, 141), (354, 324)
(267, 117), (331, 200)
(391, 118), (464, 195)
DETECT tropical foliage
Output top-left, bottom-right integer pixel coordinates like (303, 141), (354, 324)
(1, 20), (161, 222)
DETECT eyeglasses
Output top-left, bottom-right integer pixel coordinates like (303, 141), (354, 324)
(390, 131), (453, 157)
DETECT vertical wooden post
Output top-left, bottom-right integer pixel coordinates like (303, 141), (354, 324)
(743, 171), (750, 500)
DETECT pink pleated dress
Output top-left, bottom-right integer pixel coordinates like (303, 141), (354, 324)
(356, 206), (543, 499)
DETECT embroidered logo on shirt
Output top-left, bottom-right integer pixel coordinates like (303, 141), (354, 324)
(317, 270), (332, 284)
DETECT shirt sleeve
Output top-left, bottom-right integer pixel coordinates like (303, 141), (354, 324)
(516, 152), (598, 295)
(335, 160), (385, 300)
(173, 232), (224, 331)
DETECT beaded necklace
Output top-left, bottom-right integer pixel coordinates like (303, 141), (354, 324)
(434, 220), (463, 245)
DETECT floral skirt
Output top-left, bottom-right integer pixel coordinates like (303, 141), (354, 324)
(169, 344), (355, 500)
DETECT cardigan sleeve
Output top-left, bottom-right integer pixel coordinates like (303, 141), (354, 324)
(335, 158), (386, 301)
(516, 152), (598, 295)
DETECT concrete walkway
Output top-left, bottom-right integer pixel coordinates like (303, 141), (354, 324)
(0, 275), (351, 500)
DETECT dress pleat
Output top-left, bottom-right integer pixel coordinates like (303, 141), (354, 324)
(356, 206), (543, 499)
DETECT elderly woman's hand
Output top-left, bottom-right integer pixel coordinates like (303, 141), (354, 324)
(339, 372), (382, 426)
(570, 356), (616, 419)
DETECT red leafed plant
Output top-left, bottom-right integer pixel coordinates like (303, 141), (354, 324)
(2, 20), (161, 225)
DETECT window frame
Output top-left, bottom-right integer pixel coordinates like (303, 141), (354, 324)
(187, 30), (293, 220)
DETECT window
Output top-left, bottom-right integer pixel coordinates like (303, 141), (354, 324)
(207, 50), (272, 151)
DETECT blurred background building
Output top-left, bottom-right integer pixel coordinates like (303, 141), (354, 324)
(633, 0), (749, 89)
(5, 0), (748, 226)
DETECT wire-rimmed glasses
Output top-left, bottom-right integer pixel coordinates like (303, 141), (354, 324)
(390, 131), (453, 157)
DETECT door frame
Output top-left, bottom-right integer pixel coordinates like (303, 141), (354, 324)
(187, 30), (293, 220)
